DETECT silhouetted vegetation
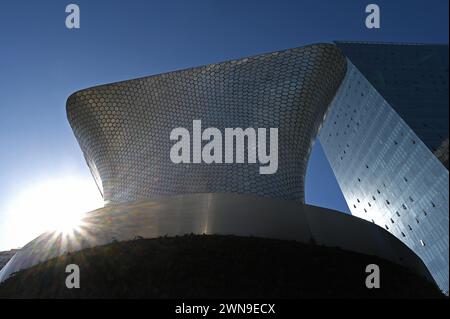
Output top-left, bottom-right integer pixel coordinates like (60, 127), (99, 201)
(0, 235), (444, 298)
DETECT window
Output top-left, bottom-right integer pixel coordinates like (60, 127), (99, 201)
(396, 211), (401, 217)
(386, 200), (390, 205)
(402, 204), (407, 210)
(357, 199), (360, 203)
(415, 218), (420, 224)
(409, 196), (414, 202)
(390, 218), (394, 224)
(368, 202), (371, 207)
(408, 225), (412, 231)
(404, 177), (408, 183)
(372, 196), (376, 201)
(420, 240), (426, 247)
(401, 232), (406, 237)
(385, 225), (389, 230)
(431, 202), (436, 208)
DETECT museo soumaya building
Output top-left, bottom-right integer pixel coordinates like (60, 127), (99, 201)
(0, 42), (447, 293)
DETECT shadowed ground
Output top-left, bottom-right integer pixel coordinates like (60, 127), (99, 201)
(0, 235), (444, 298)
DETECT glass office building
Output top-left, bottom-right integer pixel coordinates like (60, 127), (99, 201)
(319, 42), (449, 292)
(336, 42), (449, 168)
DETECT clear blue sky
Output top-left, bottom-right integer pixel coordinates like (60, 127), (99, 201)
(0, 0), (448, 251)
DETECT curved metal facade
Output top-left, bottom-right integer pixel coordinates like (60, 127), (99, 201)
(67, 44), (347, 204)
(0, 194), (434, 284)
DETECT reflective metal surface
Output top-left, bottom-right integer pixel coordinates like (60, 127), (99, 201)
(335, 42), (449, 158)
(66, 44), (347, 204)
(319, 59), (449, 292)
(0, 194), (434, 284)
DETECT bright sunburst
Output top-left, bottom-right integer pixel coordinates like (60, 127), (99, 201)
(5, 176), (104, 248)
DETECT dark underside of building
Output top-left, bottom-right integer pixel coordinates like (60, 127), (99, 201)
(0, 235), (443, 299)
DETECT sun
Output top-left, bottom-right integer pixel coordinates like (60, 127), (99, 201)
(5, 176), (104, 248)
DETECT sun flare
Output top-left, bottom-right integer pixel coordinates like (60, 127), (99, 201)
(5, 176), (104, 248)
